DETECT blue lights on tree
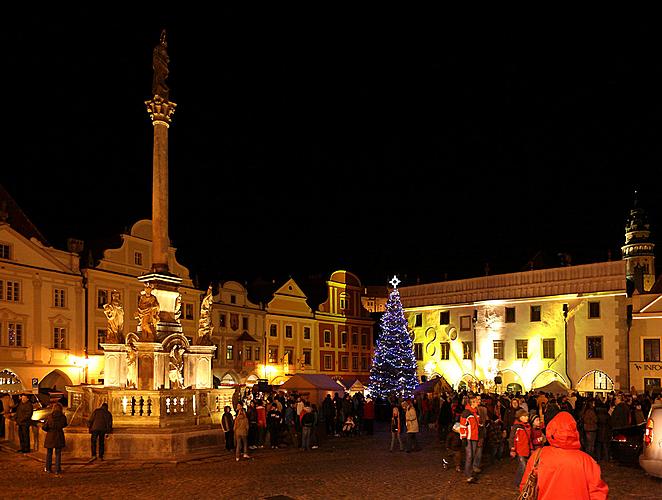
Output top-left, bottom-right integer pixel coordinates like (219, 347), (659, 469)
(368, 276), (418, 400)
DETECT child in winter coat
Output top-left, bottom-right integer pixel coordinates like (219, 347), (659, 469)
(510, 409), (532, 487)
(529, 413), (546, 451)
(445, 423), (463, 472)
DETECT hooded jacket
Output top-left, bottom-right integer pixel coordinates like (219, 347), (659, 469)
(519, 411), (608, 500)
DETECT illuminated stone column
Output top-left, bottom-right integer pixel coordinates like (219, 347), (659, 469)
(145, 95), (176, 274)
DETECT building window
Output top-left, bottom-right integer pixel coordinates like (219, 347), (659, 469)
(351, 331), (358, 346)
(516, 339), (528, 359)
(505, 307), (516, 323)
(644, 378), (661, 392)
(254, 347), (261, 362)
(0, 243), (11, 259)
(493, 340), (504, 360)
(270, 324), (278, 337)
(230, 295), (236, 304)
(219, 314), (226, 328)
(530, 305), (541, 322)
(303, 349), (312, 365)
(414, 342), (423, 361)
(462, 341), (472, 360)
(323, 354), (332, 370)
(339, 292), (348, 311)
(53, 327), (66, 349)
(340, 355), (349, 370)
(226, 345), (234, 360)
(361, 356), (368, 370)
(285, 325), (293, 339)
(587, 336), (603, 359)
(284, 347), (294, 364)
(414, 314), (422, 327)
(440, 342), (450, 360)
(341, 331), (348, 348)
(245, 347), (252, 360)
(588, 301), (600, 319)
(440, 311), (450, 325)
(594, 371), (608, 390)
(242, 317), (249, 330)
(304, 327), (311, 340)
(361, 332), (368, 348)
(643, 339), (661, 362)
(8, 322), (23, 347)
(460, 316), (471, 331)
(53, 288), (66, 308)
(185, 303), (194, 320)
(230, 313), (239, 330)
(134, 251), (143, 266)
(324, 330), (331, 346)
(352, 355), (358, 370)
(97, 328), (106, 350)
(0, 280), (20, 303)
(543, 338), (556, 359)
(268, 347), (278, 363)
(97, 289), (109, 309)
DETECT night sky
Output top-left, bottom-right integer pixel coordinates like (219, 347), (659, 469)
(2, 10), (661, 290)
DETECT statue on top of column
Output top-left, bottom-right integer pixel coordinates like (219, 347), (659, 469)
(136, 284), (160, 342)
(102, 290), (125, 344)
(196, 284), (214, 346)
(152, 29), (170, 99)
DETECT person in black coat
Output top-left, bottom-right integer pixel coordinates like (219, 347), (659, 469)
(88, 402), (113, 460)
(43, 403), (68, 474)
(15, 394), (33, 453)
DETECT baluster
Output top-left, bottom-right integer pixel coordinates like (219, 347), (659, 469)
(139, 396), (144, 416)
(147, 397), (152, 416)
(131, 396), (136, 416)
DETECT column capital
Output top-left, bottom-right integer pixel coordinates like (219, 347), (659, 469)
(145, 95), (177, 127)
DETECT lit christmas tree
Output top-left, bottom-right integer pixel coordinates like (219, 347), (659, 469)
(368, 276), (419, 400)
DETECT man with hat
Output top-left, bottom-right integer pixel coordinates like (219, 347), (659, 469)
(15, 393), (33, 453)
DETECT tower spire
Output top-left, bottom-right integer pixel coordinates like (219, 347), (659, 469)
(622, 192), (655, 293)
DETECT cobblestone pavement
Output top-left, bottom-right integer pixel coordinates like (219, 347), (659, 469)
(2, 426), (661, 500)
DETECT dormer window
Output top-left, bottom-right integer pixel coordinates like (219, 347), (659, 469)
(339, 292), (348, 311)
(0, 243), (11, 259)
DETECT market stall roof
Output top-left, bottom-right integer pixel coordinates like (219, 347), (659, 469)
(533, 379), (569, 395)
(339, 378), (367, 391)
(414, 375), (452, 394)
(280, 374), (346, 392)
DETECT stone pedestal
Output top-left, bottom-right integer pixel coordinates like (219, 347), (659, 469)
(185, 346), (217, 389)
(101, 344), (129, 388)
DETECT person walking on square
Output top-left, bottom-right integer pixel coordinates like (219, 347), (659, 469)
(221, 406), (234, 451)
(234, 403), (250, 461)
(509, 408), (532, 487)
(15, 394), (33, 453)
(43, 403), (68, 474)
(404, 400), (420, 452)
(301, 405), (314, 450)
(459, 394), (481, 483)
(88, 402), (113, 460)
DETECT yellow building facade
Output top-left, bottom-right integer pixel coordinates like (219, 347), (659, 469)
(401, 261), (628, 395)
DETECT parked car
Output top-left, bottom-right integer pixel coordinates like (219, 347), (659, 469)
(610, 422), (645, 465)
(640, 403), (662, 478)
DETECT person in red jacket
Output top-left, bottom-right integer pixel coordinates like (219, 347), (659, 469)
(459, 395), (481, 483)
(519, 411), (608, 499)
(363, 397), (375, 435)
(510, 408), (532, 486)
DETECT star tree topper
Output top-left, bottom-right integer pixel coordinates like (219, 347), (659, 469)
(389, 275), (401, 288)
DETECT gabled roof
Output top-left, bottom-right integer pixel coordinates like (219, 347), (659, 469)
(0, 183), (50, 246)
(279, 374), (345, 392)
(236, 331), (258, 342)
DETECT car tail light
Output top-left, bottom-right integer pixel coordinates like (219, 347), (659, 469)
(644, 418), (654, 447)
(613, 434), (627, 443)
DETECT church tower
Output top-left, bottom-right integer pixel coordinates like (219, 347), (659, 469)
(622, 192), (656, 293)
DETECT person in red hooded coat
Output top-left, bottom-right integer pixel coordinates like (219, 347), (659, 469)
(519, 411), (608, 499)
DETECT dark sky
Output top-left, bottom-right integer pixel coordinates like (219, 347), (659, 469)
(2, 10), (661, 289)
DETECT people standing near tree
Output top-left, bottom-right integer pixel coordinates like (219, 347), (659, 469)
(404, 400), (420, 452)
(519, 411), (608, 499)
(15, 394), (33, 453)
(389, 406), (404, 452)
(233, 403), (249, 461)
(363, 397), (374, 435)
(221, 406), (234, 452)
(509, 409), (532, 487)
(42, 403), (67, 474)
(460, 394), (481, 483)
(88, 402), (113, 460)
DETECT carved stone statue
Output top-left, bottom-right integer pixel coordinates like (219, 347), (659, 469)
(126, 340), (137, 389)
(196, 284), (214, 346)
(174, 293), (182, 323)
(102, 289), (124, 344)
(136, 284), (160, 342)
(168, 345), (185, 389)
(152, 29), (170, 99)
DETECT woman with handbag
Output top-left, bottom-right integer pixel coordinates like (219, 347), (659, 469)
(518, 411), (608, 499)
(42, 403), (68, 475)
